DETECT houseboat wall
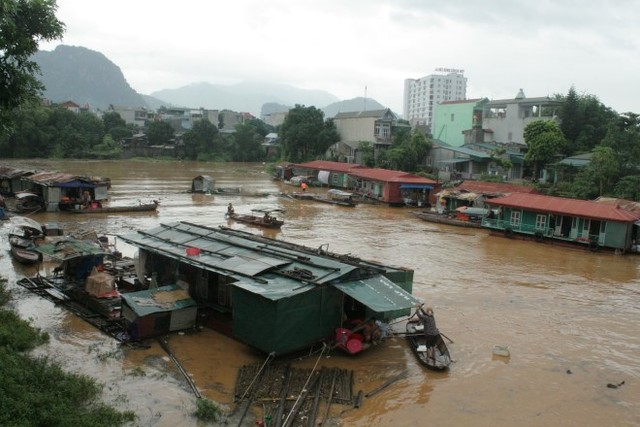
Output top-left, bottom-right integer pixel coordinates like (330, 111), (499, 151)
(121, 304), (197, 340)
(484, 207), (632, 250)
(231, 285), (343, 355)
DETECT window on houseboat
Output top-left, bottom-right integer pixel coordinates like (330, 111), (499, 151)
(510, 210), (521, 226)
(535, 214), (547, 230)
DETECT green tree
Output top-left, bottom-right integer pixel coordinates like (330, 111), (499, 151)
(524, 120), (567, 179)
(182, 119), (218, 160)
(0, 0), (64, 135)
(0, 103), (52, 157)
(601, 112), (640, 176)
(146, 120), (174, 145)
(232, 121), (264, 162)
(557, 88), (617, 154)
(614, 175), (640, 201)
(588, 145), (619, 196)
(279, 105), (339, 162)
(358, 141), (375, 167)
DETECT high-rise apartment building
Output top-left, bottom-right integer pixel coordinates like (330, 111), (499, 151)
(403, 68), (467, 129)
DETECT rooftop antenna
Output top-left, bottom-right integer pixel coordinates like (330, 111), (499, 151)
(364, 85), (367, 111)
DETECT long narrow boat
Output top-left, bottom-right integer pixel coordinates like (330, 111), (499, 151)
(287, 189), (357, 207)
(405, 320), (451, 370)
(64, 200), (159, 214)
(226, 208), (284, 229)
(412, 210), (482, 229)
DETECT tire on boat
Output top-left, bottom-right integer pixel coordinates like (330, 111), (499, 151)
(504, 228), (514, 238)
(588, 239), (600, 252)
(534, 231), (544, 242)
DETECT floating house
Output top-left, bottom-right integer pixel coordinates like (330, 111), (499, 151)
(190, 175), (215, 193)
(482, 193), (640, 252)
(292, 160), (438, 207)
(118, 222), (420, 355)
(436, 180), (538, 214)
(21, 171), (110, 212)
(0, 165), (33, 196)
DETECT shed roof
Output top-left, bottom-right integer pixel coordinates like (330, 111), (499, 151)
(485, 193), (640, 222)
(457, 181), (538, 196)
(295, 160), (363, 173)
(348, 168), (437, 184)
(120, 285), (197, 316)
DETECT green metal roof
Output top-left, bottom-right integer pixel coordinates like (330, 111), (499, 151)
(118, 222), (360, 285)
(120, 284), (197, 317)
(333, 275), (420, 314)
(119, 222), (414, 312)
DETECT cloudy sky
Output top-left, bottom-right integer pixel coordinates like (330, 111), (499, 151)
(41, 0), (639, 114)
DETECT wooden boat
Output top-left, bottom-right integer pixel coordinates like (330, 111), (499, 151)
(8, 216), (45, 264)
(288, 189), (357, 207)
(63, 200), (159, 214)
(14, 192), (45, 214)
(405, 320), (451, 370)
(412, 210), (483, 229)
(226, 208), (285, 229)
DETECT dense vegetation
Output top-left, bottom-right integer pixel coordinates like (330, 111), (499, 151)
(524, 86), (640, 201)
(0, 278), (135, 426)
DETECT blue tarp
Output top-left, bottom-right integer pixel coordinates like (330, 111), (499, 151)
(400, 184), (433, 190)
(53, 180), (96, 188)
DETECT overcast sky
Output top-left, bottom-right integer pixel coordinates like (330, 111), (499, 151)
(41, 0), (639, 114)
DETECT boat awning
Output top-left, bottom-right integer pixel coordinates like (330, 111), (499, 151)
(400, 184), (433, 190)
(53, 180), (96, 188)
(333, 275), (420, 314)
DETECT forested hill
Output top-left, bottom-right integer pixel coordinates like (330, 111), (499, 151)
(32, 45), (147, 110)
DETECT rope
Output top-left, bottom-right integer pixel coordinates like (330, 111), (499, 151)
(281, 343), (327, 426)
(237, 351), (275, 404)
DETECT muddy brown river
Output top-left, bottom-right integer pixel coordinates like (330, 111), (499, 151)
(2, 159), (639, 426)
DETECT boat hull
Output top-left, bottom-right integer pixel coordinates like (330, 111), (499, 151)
(406, 320), (451, 370)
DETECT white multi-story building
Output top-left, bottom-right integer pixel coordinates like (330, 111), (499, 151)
(403, 68), (467, 130)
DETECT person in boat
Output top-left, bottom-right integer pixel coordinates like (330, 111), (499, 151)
(263, 212), (272, 223)
(81, 190), (92, 208)
(301, 182), (308, 192)
(227, 203), (234, 216)
(415, 304), (440, 361)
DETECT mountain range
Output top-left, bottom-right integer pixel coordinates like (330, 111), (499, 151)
(33, 45), (387, 119)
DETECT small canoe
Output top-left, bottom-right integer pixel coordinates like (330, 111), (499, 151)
(406, 320), (451, 370)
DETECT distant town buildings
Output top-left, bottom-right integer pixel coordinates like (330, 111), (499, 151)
(403, 68), (467, 130)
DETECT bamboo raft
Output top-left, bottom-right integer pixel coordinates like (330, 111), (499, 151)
(234, 362), (355, 427)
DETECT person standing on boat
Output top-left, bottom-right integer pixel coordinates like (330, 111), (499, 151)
(227, 203), (234, 216)
(415, 304), (439, 361)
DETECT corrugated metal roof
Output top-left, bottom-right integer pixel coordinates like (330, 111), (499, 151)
(457, 180), (538, 195)
(0, 165), (33, 178)
(119, 222), (359, 285)
(121, 284), (197, 316)
(333, 276), (420, 313)
(295, 160), (363, 173)
(485, 193), (640, 222)
(348, 168), (437, 184)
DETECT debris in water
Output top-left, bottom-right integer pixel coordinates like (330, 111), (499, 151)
(493, 345), (510, 357)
